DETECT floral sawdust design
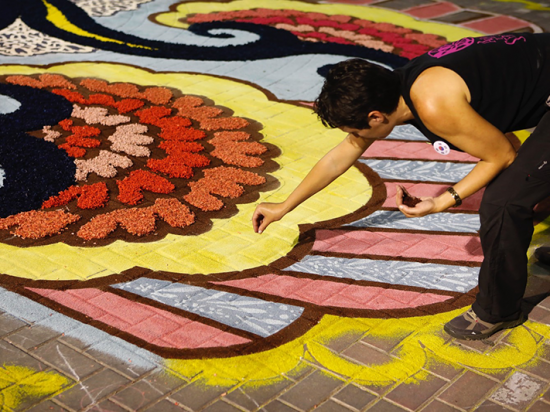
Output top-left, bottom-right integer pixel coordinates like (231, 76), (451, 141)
(0, 74), (276, 245)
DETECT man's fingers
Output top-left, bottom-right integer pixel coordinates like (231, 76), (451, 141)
(395, 186), (403, 207)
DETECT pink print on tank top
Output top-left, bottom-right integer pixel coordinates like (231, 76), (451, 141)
(428, 37), (474, 58)
(428, 35), (526, 59)
(476, 34), (526, 45)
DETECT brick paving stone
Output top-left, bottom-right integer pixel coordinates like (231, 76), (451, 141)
(6, 324), (61, 350)
(386, 372), (448, 410)
(0, 312), (27, 337)
(520, 358), (550, 381)
(535, 340), (550, 363)
(224, 378), (294, 410)
(284, 364), (315, 382)
(143, 399), (186, 411)
(25, 400), (69, 411)
(360, 333), (410, 353)
(169, 380), (233, 410)
(314, 399), (354, 412)
(367, 399), (409, 411)
(32, 340), (103, 381)
(87, 399), (129, 411)
(537, 296), (550, 311)
(54, 368), (131, 410)
(420, 399), (462, 412)
(343, 342), (394, 368)
(279, 370), (344, 411)
(452, 336), (499, 353)
(262, 400), (300, 412)
(202, 398), (247, 412)
(0, 339), (49, 371)
(223, 386), (272, 411)
(321, 332), (364, 354)
(541, 385), (550, 403)
(527, 400), (550, 412)
(433, 10), (491, 23)
(111, 370), (186, 411)
(528, 306), (550, 325)
(58, 328), (106, 351)
(375, 0), (431, 10)
(490, 371), (546, 410)
(84, 347), (157, 379)
(423, 358), (464, 381)
(111, 378), (170, 410)
(333, 383), (377, 410)
(11, 372), (74, 412)
(475, 399), (515, 410)
(438, 371), (499, 410)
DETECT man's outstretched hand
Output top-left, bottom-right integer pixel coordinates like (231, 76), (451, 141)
(252, 202), (288, 234)
(395, 185), (437, 218)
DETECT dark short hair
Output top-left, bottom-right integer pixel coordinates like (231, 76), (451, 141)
(314, 59), (401, 129)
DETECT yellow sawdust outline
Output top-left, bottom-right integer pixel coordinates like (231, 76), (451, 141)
(167, 310), (550, 387)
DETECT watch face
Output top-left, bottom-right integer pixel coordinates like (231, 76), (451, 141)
(434, 140), (451, 155)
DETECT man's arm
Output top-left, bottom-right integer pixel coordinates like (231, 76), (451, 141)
(252, 133), (370, 233)
(398, 66), (516, 217)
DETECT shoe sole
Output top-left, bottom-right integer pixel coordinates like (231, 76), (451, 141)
(443, 316), (525, 341)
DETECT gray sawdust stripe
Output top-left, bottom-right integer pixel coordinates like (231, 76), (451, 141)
(359, 159), (475, 182)
(385, 124), (429, 141)
(283, 256), (479, 293)
(112, 278), (304, 338)
(0, 287), (160, 369)
(346, 210), (481, 233)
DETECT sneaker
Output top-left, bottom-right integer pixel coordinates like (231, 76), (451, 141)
(444, 308), (525, 340)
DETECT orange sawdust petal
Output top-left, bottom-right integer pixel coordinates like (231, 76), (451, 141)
(41, 186), (82, 209)
(172, 96), (249, 130)
(77, 183), (109, 209)
(41, 183), (109, 210)
(158, 141), (204, 153)
(147, 152), (210, 179)
(210, 131), (266, 167)
(0, 210), (80, 239)
(59, 144), (86, 158)
(153, 198), (195, 227)
(184, 166), (266, 211)
(6, 74), (76, 89)
(172, 96), (223, 120)
(199, 117), (249, 131)
(117, 170), (175, 205)
(114, 99), (144, 113)
(76, 213), (118, 240)
(80, 79), (172, 105)
(58, 119), (74, 131)
(77, 198), (195, 240)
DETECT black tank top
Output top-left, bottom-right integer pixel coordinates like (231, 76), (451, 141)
(395, 33), (550, 151)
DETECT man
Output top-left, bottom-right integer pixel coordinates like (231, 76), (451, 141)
(252, 33), (550, 340)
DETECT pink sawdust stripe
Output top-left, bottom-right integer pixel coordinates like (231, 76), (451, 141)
(403, 2), (460, 19)
(312, 229), (483, 262)
(213, 274), (450, 310)
(363, 140), (478, 162)
(384, 182), (484, 211)
(27, 288), (250, 349)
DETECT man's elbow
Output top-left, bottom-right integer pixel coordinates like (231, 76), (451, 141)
(501, 149), (517, 169)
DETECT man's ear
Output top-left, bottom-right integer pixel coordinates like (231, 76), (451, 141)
(367, 110), (386, 125)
